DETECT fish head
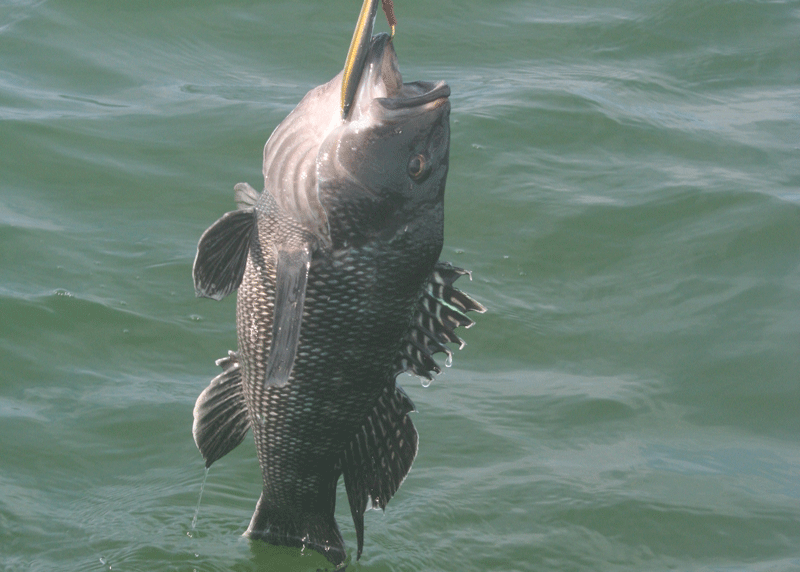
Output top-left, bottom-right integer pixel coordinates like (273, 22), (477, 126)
(317, 33), (451, 244)
(262, 33), (450, 250)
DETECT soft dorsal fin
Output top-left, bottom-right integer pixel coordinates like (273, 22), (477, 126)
(193, 207), (256, 300)
(192, 351), (250, 468)
(341, 385), (418, 560)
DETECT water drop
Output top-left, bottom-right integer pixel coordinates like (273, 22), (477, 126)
(421, 378), (432, 388)
(191, 467), (210, 531)
(445, 352), (453, 368)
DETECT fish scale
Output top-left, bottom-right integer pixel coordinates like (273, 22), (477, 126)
(240, 194), (427, 504)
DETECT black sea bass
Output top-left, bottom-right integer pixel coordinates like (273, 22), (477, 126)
(191, 2), (484, 566)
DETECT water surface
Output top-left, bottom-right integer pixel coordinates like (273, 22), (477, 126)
(1, 1), (799, 571)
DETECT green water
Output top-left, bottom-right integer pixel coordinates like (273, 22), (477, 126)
(2, 0), (799, 571)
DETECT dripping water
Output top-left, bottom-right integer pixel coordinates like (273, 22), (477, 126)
(191, 467), (210, 532)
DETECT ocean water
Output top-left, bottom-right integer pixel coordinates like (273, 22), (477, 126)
(1, 0), (799, 571)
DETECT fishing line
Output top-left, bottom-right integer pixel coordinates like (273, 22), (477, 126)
(381, 0), (397, 35)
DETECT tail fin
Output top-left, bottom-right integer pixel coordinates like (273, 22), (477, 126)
(245, 488), (346, 566)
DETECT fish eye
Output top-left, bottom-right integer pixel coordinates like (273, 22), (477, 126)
(408, 154), (430, 182)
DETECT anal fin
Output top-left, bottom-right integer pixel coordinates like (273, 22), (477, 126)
(192, 351), (250, 468)
(341, 385), (418, 560)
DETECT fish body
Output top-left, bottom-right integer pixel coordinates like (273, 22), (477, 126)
(192, 34), (484, 565)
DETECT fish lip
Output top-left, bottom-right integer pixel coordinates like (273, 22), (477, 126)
(378, 81), (451, 110)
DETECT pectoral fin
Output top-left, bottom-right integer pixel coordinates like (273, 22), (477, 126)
(193, 208), (256, 300)
(263, 244), (312, 387)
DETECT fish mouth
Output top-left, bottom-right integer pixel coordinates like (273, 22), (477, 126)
(345, 34), (450, 121)
(340, 0), (449, 119)
(378, 80), (451, 110)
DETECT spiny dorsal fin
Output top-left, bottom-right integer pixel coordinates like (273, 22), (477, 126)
(341, 385), (418, 560)
(398, 261), (487, 381)
(193, 208), (256, 300)
(192, 351), (250, 468)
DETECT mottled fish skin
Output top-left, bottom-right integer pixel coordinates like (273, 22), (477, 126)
(192, 33), (484, 566)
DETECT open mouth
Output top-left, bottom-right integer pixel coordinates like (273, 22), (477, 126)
(340, 0), (451, 118)
(379, 80), (451, 110)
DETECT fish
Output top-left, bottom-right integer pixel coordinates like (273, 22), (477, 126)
(190, 1), (485, 566)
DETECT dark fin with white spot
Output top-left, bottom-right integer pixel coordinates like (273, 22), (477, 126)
(341, 385), (418, 560)
(264, 245), (311, 388)
(193, 208), (256, 300)
(245, 471), (346, 566)
(192, 351), (250, 468)
(398, 261), (487, 380)
(233, 182), (259, 209)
